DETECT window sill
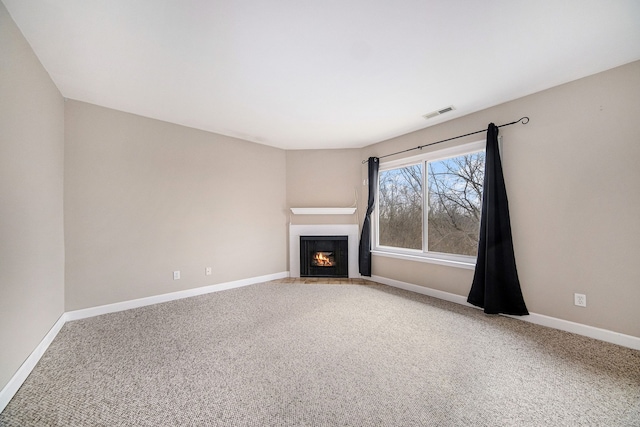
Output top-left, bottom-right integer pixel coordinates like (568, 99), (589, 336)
(371, 250), (476, 270)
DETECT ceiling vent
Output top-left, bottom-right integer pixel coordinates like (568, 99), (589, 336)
(423, 105), (455, 120)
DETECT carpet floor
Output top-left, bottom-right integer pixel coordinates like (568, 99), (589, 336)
(1, 280), (639, 426)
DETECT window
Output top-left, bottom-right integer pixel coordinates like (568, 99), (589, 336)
(375, 141), (485, 267)
(378, 164), (423, 250)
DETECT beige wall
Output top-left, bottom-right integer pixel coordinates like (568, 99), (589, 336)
(286, 149), (363, 226)
(0, 2), (65, 391)
(64, 101), (287, 310)
(362, 61), (640, 338)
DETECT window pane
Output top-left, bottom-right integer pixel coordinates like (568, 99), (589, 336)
(427, 152), (484, 256)
(378, 164), (423, 250)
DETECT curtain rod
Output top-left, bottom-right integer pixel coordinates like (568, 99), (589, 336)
(362, 116), (530, 164)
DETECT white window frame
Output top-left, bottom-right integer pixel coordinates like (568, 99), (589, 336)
(372, 140), (485, 270)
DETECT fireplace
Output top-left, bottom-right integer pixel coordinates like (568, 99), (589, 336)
(300, 235), (348, 278)
(289, 224), (358, 278)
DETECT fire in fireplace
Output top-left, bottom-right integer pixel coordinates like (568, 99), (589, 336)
(300, 235), (348, 278)
(313, 252), (334, 267)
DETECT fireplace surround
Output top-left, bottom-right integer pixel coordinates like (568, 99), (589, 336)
(289, 224), (359, 278)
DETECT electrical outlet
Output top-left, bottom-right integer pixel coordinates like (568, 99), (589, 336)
(205, 267), (212, 276)
(173, 271), (181, 280)
(574, 293), (586, 307)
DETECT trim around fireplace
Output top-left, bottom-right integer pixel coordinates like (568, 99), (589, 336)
(289, 224), (360, 278)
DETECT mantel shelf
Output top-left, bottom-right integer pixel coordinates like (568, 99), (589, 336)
(290, 207), (357, 215)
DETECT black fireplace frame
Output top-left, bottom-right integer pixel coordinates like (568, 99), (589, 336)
(300, 235), (348, 278)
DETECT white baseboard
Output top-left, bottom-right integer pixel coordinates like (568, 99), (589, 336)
(0, 271), (288, 413)
(0, 314), (66, 413)
(371, 275), (640, 351)
(66, 271), (289, 321)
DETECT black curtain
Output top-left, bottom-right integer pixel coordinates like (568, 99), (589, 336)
(467, 124), (528, 315)
(359, 157), (379, 276)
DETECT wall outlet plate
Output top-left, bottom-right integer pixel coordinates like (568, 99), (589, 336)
(205, 267), (212, 276)
(574, 293), (586, 307)
(173, 271), (181, 280)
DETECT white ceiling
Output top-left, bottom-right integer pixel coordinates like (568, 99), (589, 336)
(4, 0), (640, 150)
